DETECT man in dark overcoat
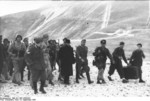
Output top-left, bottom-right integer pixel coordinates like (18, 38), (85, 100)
(130, 43), (145, 83)
(25, 37), (47, 94)
(58, 39), (75, 85)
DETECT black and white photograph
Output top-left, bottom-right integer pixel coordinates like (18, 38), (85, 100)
(0, 0), (150, 101)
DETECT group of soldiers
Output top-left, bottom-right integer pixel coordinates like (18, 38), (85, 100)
(0, 34), (146, 94)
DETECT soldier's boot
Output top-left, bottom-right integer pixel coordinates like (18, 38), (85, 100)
(33, 82), (38, 94)
(80, 73), (85, 78)
(76, 73), (79, 83)
(39, 81), (46, 94)
(108, 76), (114, 81)
(97, 80), (100, 84)
(122, 78), (128, 83)
(97, 79), (101, 84)
(49, 80), (54, 86)
(28, 70), (30, 81)
(21, 70), (24, 82)
(139, 73), (145, 83)
(76, 77), (79, 83)
(86, 72), (93, 84)
(102, 79), (106, 84)
(58, 73), (63, 81)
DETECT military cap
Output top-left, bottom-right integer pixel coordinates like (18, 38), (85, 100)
(23, 38), (28, 42)
(101, 39), (106, 44)
(137, 43), (142, 47)
(34, 37), (43, 44)
(3, 38), (9, 42)
(16, 35), (22, 40)
(82, 39), (86, 42)
(120, 42), (125, 45)
(65, 39), (70, 44)
(63, 38), (67, 41)
(43, 34), (49, 39)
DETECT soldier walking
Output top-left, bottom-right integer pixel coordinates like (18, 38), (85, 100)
(8, 35), (26, 85)
(93, 40), (114, 84)
(2, 38), (10, 80)
(0, 35), (6, 83)
(130, 43), (146, 83)
(25, 37), (47, 94)
(76, 39), (93, 84)
(108, 42), (129, 83)
(41, 34), (54, 86)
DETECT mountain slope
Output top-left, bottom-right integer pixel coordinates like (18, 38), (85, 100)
(0, 1), (149, 40)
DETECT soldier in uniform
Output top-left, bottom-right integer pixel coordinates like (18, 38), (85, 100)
(93, 40), (114, 84)
(25, 37), (47, 94)
(20, 38), (29, 82)
(76, 39), (93, 84)
(2, 38), (10, 80)
(108, 42), (129, 83)
(8, 35), (26, 85)
(23, 38), (30, 81)
(130, 43), (145, 83)
(41, 34), (54, 86)
(48, 40), (57, 71)
(0, 35), (5, 83)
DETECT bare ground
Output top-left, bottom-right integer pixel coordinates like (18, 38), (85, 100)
(0, 57), (150, 98)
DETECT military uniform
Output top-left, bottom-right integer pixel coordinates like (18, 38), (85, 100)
(22, 38), (29, 81)
(130, 48), (145, 82)
(2, 41), (10, 80)
(49, 42), (57, 71)
(25, 38), (47, 94)
(93, 45), (113, 83)
(76, 45), (93, 84)
(8, 39), (26, 85)
(108, 47), (128, 79)
(0, 36), (4, 81)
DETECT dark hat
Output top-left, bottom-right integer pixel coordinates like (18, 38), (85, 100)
(63, 38), (67, 41)
(34, 37), (43, 44)
(120, 42), (125, 45)
(23, 38), (28, 42)
(16, 35), (22, 40)
(101, 39), (106, 44)
(43, 34), (49, 39)
(3, 38), (9, 42)
(48, 40), (53, 44)
(137, 43), (142, 47)
(65, 39), (70, 44)
(82, 39), (86, 42)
